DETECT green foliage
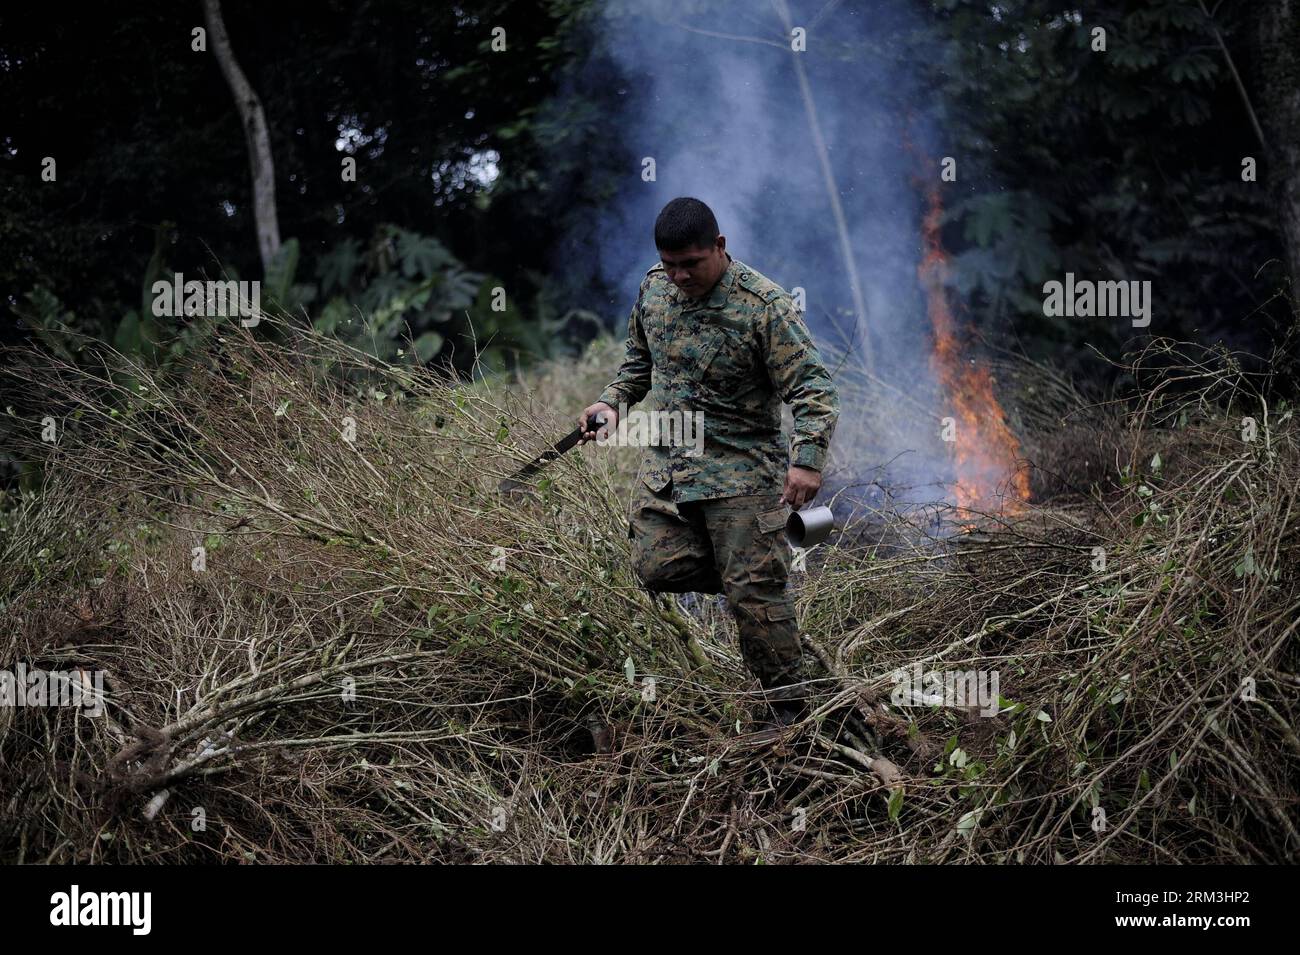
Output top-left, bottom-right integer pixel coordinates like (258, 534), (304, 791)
(305, 224), (592, 374)
(312, 225), (484, 367)
(1, 0), (597, 369)
(16, 223), (225, 377)
(927, 0), (1286, 361)
(264, 238), (316, 313)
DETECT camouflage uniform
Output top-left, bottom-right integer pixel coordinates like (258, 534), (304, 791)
(597, 253), (839, 696)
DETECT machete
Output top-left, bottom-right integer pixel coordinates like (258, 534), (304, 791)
(498, 411), (607, 497)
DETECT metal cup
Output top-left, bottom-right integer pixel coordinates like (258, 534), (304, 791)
(786, 504), (834, 548)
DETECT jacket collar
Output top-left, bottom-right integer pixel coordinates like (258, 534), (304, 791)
(669, 253), (737, 309)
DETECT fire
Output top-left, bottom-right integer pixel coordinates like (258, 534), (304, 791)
(918, 182), (1031, 516)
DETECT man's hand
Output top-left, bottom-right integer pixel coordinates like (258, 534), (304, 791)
(781, 465), (822, 508)
(578, 401), (618, 444)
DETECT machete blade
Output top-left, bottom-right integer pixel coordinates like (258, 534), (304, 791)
(497, 416), (602, 498)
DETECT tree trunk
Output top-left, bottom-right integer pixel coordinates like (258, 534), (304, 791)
(202, 0), (282, 275)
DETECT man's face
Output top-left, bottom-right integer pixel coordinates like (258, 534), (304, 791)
(659, 236), (728, 299)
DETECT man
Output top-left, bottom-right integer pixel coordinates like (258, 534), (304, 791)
(580, 197), (839, 732)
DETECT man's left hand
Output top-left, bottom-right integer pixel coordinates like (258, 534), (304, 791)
(780, 465), (822, 509)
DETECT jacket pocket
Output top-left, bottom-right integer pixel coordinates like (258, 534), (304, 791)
(686, 334), (726, 383)
(699, 329), (756, 391)
(765, 603), (797, 622)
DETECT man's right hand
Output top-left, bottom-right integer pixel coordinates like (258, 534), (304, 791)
(579, 401), (618, 443)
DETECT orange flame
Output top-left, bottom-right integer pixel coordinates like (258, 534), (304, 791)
(918, 182), (1030, 516)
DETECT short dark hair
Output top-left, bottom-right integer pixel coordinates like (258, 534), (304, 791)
(654, 197), (719, 251)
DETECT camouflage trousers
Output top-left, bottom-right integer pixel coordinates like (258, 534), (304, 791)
(627, 481), (804, 697)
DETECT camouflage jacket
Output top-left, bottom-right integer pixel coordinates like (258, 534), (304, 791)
(597, 253), (839, 503)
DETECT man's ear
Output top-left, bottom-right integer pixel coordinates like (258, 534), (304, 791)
(716, 234), (727, 255)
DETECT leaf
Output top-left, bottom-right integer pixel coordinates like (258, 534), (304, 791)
(623, 655), (636, 683)
(314, 298), (352, 335)
(316, 237), (362, 295)
(1036, 710), (1053, 722)
(265, 238), (301, 306)
(413, 331), (444, 363)
(395, 228), (452, 279)
(113, 310), (144, 356)
(887, 786), (904, 821)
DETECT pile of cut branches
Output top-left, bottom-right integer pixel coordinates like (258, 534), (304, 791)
(1, 326), (1295, 863)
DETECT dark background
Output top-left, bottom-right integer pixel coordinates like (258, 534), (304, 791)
(2, 0), (1296, 381)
